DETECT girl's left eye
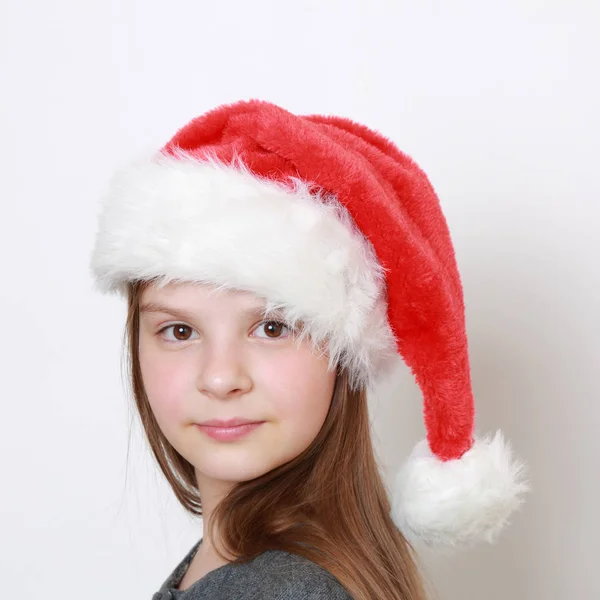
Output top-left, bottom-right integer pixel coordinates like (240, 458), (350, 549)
(253, 320), (291, 339)
(156, 321), (291, 343)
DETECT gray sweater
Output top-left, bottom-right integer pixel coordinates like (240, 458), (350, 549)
(151, 538), (353, 599)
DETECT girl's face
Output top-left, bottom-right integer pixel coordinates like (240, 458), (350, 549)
(138, 281), (337, 487)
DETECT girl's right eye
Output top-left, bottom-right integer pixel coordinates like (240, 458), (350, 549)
(157, 324), (199, 343)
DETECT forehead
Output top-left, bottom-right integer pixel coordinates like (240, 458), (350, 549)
(139, 281), (274, 315)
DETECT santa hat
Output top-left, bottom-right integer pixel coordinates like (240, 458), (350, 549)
(90, 99), (528, 548)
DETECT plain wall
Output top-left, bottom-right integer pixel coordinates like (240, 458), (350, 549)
(1, 1), (598, 598)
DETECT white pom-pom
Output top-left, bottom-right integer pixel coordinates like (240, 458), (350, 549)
(391, 430), (529, 548)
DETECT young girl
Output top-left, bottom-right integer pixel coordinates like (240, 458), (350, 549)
(90, 99), (528, 599)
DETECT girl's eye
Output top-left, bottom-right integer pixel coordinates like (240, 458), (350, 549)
(253, 320), (290, 339)
(158, 324), (199, 343)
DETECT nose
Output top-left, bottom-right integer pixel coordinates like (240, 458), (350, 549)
(195, 339), (253, 400)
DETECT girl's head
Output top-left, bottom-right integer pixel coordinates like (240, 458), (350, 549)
(137, 279), (337, 487)
(125, 277), (431, 600)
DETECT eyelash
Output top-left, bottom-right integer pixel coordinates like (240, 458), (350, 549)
(155, 320), (291, 344)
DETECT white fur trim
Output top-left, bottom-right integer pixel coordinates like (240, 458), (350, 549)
(391, 430), (529, 548)
(90, 151), (398, 390)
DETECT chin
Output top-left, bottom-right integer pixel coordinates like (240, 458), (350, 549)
(196, 454), (277, 483)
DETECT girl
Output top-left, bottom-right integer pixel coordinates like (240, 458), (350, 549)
(90, 99), (528, 599)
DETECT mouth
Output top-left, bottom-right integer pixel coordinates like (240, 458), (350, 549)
(199, 417), (264, 428)
(195, 421), (265, 441)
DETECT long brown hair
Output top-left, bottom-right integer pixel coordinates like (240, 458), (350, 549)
(124, 279), (431, 600)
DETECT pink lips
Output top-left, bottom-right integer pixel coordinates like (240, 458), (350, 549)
(196, 418), (265, 441)
(200, 417), (260, 428)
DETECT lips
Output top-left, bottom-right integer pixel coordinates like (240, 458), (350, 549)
(195, 420), (265, 441)
(199, 417), (263, 428)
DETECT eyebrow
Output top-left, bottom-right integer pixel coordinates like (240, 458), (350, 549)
(139, 301), (279, 322)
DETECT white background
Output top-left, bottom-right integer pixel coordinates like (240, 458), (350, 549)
(1, 1), (598, 598)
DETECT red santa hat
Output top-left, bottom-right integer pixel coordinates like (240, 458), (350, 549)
(90, 99), (528, 547)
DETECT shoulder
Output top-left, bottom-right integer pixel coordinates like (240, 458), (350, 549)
(219, 549), (353, 600)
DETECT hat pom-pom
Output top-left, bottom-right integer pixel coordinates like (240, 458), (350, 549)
(391, 430), (529, 548)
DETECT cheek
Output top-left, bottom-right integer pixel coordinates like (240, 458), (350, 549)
(257, 350), (336, 441)
(139, 344), (191, 427)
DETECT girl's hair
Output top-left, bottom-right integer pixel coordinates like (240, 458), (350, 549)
(125, 279), (431, 600)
